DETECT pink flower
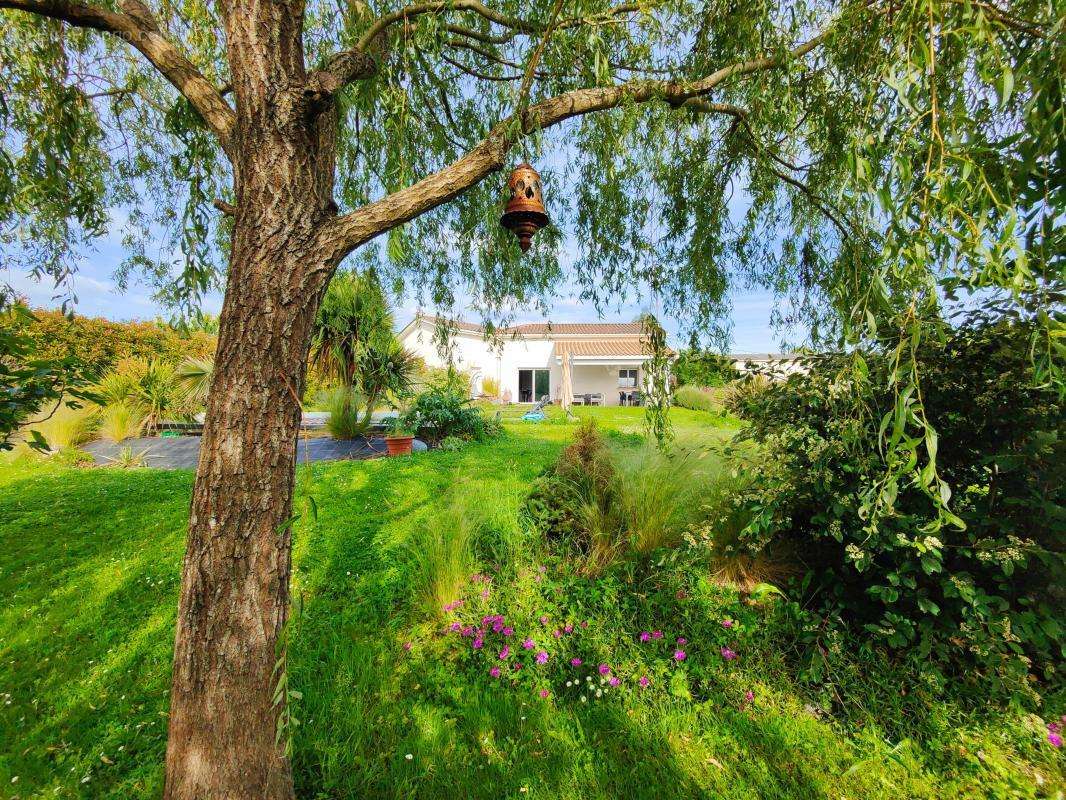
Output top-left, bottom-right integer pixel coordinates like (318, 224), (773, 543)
(499, 646), (510, 660)
(461, 626), (474, 637)
(489, 666), (501, 678)
(570, 658), (582, 667)
(522, 638), (536, 650)
(1049, 722), (1061, 733)
(564, 623), (574, 634)
(580, 621), (589, 629)
(402, 642), (412, 651)
(651, 631), (663, 639)
(598, 663), (611, 675)
(673, 650), (686, 661)
(608, 676), (620, 687)
(480, 588), (490, 600)
(539, 615), (549, 625)
(449, 622), (462, 632)
(539, 689), (550, 698)
(639, 631), (651, 642)
(721, 619), (734, 629)
(502, 626), (514, 637)
(676, 637), (687, 646)
(1049, 732), (1063, 748)
(745, 690), (755, 702)
(492, 621), (504, 633)
(513, 662), (523, 671)
(535, 651), (549, 664)
(472, 637), (484, 649)
(720, 647), (737, 661)
(553, 629), (563, 639)
(638, 676), (650, 688)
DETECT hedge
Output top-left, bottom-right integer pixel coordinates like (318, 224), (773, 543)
(13, 309), (217, 378)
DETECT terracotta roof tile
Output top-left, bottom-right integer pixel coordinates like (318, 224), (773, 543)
(413, 315), (486, 333)
(504, 322), (644, 335)
(554, 338), (670, 358)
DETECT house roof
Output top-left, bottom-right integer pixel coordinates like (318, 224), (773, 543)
(554, 338), (674, 359)
(406, 315), (485, 334)
(404, 315), (645, 337)
(506, 322), (644, 336)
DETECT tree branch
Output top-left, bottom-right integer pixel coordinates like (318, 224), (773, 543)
(321, 30), (833, 262)
(0, 0), (235, 153)
(310, 0), (645, 95)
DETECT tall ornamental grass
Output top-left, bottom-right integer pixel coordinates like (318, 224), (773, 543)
(407, 489), (477, 618)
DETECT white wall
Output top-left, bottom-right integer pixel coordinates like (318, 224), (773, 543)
(498, 338), (556, 402)
(398, 321), (501, 396)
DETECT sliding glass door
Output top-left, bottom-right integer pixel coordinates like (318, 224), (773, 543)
(517, 369), (550, 403)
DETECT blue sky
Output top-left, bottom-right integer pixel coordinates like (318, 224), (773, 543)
(5, 222), (803, 354)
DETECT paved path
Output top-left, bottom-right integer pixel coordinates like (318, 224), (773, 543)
(84, 435), (388, 469)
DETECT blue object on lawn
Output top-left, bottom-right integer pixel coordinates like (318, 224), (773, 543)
(522, 397), (550, 422)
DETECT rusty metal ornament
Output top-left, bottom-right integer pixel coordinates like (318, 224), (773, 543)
(500, 163), (549, 252)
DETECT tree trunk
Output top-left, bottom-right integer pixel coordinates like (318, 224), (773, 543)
(162, 231), (329, 799)
(163, 20), (341, 788)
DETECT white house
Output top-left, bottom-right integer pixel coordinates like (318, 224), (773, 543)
(397, 316), (670, 407)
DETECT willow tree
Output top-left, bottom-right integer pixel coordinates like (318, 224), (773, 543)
(1, 0), (1060, 796)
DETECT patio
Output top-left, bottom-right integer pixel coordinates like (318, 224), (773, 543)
(83, 435), (389, 469)
(555, 340), (655, 409)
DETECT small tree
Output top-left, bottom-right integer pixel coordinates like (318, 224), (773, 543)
(311, 269), (417, 431)
(673, 346), (738, 388)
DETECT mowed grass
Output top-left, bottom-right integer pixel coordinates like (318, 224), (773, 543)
(0, 408), (1060, 799)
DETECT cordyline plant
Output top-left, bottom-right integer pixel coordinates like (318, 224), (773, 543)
(1, 0), (1061, 796)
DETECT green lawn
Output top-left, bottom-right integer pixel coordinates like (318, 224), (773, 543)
(0, 408), (1059, 798)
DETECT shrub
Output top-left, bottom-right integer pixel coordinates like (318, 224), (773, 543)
(9, 308), (215, 378)
(402, 387), (501, 444)
(524, 420), (618, 552)
(101, 445), (148, 469)
(723, 374), (771, 414)
(98, 403), (146, 442)
(524, 421), (712, 573)
(0, 304), (93, 450)
(672, 348), (738, 387)
(684, 464), (798, 592)
(321, 387), (368, 439)
(92, 358), (194, 432)
(673, 384), (717, 413)
(728, 315), (1064, 690)
(481, 375), (500, 398)
(419, 365), (472, 397)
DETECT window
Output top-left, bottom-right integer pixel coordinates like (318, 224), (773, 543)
(518, 369), (550, 403)
(618, 368), (638, 388)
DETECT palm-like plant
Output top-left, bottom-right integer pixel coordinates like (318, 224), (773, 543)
(175, 357), (215, 407)
(310, 270), (395, 389)
(311, 270), (419, 436)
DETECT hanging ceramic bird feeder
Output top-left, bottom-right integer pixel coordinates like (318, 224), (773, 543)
(500, 163), (549, 252)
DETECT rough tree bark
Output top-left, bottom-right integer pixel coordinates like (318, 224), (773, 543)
(162, 2), (340, 797)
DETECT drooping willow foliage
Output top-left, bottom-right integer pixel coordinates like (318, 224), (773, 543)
(1, 0), (1062, 524)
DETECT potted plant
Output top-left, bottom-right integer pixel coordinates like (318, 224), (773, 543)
(384, 416), (416, 456)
